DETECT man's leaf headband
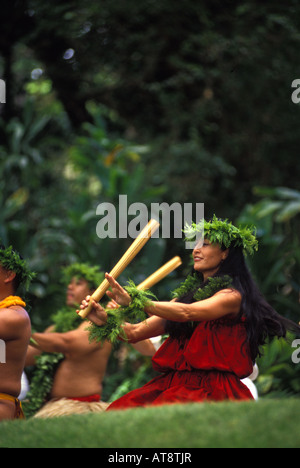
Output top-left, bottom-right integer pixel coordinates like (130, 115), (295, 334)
(0, 244), (35, 289)
(62, 263), (104, 290)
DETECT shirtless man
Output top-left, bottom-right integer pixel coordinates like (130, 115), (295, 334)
(27, 264), (156, 418)
(0, 246), (32, 420)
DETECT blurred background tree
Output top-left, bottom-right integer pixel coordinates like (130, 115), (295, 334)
(0, 0), (299, 397)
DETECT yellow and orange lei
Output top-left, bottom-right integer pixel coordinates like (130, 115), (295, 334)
(0, 296), (26, 309)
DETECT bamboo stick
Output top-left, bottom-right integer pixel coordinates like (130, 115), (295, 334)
(78, 219), (160, 318)
(97, 256), (182, 312)
(136, 256), (182, 291)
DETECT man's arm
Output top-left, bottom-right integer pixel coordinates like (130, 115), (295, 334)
(31, 331), (71, 354)
(25, 324), (60, 366)
(25, 344), (42, 366)
(31, 325), (99, 356)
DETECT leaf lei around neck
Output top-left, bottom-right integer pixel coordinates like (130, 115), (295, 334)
(51, 305), (83, 333)
(23, 305), (83, 418)
(172, 274), (234, 302)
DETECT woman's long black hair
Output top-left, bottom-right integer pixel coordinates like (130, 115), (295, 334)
(165, 245), (300, 361)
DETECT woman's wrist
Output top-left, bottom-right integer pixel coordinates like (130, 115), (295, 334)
(87, 281), (157, 345)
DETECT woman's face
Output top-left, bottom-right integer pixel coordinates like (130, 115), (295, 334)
(193, 239), (228, 279)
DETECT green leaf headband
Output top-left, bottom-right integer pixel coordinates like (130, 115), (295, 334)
(62, 263), (104, 290)
(0, 244), (35, 290)
(184, 215), (258, 256)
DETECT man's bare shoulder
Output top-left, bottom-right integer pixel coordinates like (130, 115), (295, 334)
(0, 306), (30, 331)
(1, 305), (29, 321)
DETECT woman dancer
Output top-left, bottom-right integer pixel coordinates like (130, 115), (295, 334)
(80, 216), (300, 408)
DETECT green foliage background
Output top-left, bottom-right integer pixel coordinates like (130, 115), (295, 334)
(0, 0), (299, 399)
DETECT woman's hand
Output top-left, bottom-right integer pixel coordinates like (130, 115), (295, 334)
(77, 296), (108, 326)
(76, 274), (131, 325)
(105, 273), (131, 307)
(106, 299), (119, 310)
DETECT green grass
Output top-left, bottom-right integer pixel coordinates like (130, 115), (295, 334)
(0, 399), (299, 448)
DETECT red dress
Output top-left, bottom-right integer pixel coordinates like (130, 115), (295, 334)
(107, 316), (254, 410)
